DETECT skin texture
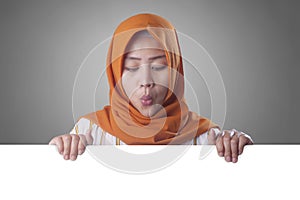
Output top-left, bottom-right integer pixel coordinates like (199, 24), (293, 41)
(49, 32), (253, 162)
(121, 33), (169, 117)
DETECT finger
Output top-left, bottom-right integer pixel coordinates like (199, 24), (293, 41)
(216, 133), (224, 157)
(78, 134), (87, 155)
(49, 136), (64, 155)
(49, 137), (56, 145)
(85, 129), (94, 145)
(230, 132), (239, 163)
(70, 135), (80, 161)
(223, 130), (232, 162)
(238, 135), (252, 155)
(62, 134), (72, 160)
(207, 128), (216, 145)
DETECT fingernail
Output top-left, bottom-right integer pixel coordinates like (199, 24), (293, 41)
(64, 155), (69, 160)
(78, 150), (83, 155)
(70, 155), (76, 160)
(218, 152), (224, 157)
(225, 156), (231, 162)
(232, 158), (238, 163)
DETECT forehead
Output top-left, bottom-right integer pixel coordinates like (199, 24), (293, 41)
(125, 49), (166, 60)
(125, 32), (164, 53)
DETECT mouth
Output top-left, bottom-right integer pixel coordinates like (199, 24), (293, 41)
(140, 95), (153, 106)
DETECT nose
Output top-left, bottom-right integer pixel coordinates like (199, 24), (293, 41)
(139, 66), (155, 88)
(141, 82), (155, 88)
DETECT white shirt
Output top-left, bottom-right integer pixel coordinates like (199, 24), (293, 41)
(69, 118), (221, 145)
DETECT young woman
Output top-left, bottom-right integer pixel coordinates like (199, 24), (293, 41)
(49, 13), (253, 163)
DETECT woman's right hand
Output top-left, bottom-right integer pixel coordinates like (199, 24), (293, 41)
(49, 129), (94, 161)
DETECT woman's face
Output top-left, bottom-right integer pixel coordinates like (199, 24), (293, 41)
(121, 33), (169, 117)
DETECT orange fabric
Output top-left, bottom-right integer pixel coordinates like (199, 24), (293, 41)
(80, 13), (219, 144)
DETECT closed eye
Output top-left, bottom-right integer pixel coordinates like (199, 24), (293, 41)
(151, 65), (168, 71)
(124, 67), (139, 72)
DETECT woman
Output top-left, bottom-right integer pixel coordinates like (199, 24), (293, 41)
(49, 13), (253, 163)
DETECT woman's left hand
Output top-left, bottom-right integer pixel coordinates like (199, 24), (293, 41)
(207, 128), (253, 163)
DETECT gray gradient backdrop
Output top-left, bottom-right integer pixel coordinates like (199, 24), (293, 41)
(0, 0), (299, 143)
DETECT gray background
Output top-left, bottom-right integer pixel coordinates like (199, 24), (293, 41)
(0, 0), (298, 143)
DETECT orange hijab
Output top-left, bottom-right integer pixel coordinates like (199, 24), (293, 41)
(80, 13), (219, 144)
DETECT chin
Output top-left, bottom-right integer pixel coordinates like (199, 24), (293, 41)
(138, 105), (162, 118)
(138, 107), (154, 117)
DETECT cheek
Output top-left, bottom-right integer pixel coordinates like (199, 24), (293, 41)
(154, 71), (169, 102)
(157, 86), (168, 99)
(154, 70), (169, 88)
(121, 72), (139, 97)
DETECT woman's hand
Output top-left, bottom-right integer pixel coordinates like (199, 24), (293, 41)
(49, 129), (93, 161)
(208, 128), (253, 163)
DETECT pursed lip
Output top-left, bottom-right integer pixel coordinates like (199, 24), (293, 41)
(141, 95), (152, 100)
(140, 95), (153, 106)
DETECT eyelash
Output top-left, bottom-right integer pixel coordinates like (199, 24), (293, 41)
(124, 66), (167, 72)
(124, 67), (138, 72)
(152, 65), (167, 71)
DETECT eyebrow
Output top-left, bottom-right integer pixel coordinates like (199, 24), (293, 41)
(125, 55), (166, 61)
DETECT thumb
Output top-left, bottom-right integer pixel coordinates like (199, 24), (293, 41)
(85, 129), (94, 145)
(49, 137), (56, 145)
(207, 128), (217, 145)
